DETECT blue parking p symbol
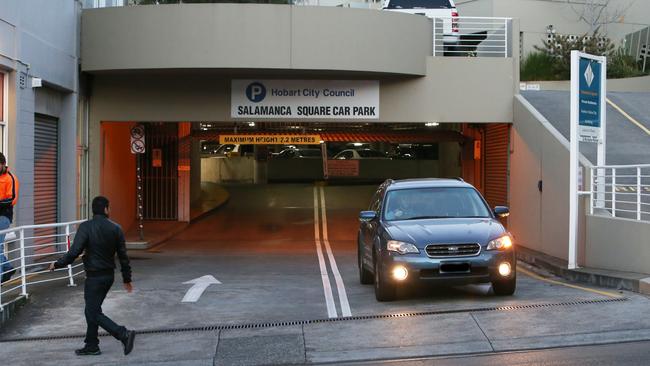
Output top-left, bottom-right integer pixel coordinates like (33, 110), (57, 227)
(246, 82), (266, 103)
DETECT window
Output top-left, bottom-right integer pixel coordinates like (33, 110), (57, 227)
(384, 187), (491, 221)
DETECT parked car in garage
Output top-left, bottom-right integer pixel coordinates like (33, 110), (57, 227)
(357, 178), (515, 301)
(214, 144), (254, 157)
(333, 149), (389, 160)
(274, 148), (322, 159)
(383, 0), (459, 46)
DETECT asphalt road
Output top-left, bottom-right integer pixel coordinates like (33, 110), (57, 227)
(348, 340), (650, 366)
(2, 184), (650, 366)
(520, 91), (650, 165)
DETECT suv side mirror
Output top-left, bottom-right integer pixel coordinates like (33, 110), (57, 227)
(494, 206), (510, 218)
(359, 211), (378, 222)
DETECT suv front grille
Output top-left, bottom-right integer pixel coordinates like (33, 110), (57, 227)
(425, 243), (481, 257)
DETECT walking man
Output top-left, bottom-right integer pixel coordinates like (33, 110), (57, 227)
(50, 196), (136, 356)
(0, 152), (19, 284)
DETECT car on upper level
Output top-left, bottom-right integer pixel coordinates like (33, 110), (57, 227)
(357, 178), (515, 301)
(382, 0), (459, 46)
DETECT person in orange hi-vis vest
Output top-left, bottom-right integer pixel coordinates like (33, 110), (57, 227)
(0, 152), (19, 284)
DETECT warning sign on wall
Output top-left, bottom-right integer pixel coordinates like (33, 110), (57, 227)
(152, 148), (162, 168)
(219, 135), (321, 145)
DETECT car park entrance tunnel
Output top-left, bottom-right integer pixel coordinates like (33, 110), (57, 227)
(99, 121), (511, 236)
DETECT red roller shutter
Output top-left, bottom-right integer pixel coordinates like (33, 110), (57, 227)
(484, 124), (510, 210)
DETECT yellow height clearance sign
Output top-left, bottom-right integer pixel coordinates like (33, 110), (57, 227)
(219, 134), (322, 145)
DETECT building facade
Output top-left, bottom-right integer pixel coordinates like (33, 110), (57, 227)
(0, 0), (81, 232)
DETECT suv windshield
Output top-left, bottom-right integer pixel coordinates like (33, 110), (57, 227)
(385, 0), (452, 9)
(384, 187), (491, 221)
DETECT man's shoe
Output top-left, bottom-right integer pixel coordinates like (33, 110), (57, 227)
(75, 346), (101, 356)
(122, 330), (136, 356)
(1, 268), (16, 284)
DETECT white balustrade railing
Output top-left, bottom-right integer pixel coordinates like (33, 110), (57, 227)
(1, 220), (86, 311)
(433, 16), (512, 58)
(589, 164), (650, 222)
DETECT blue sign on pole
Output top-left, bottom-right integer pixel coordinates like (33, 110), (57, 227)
(578, 57), (602, 142)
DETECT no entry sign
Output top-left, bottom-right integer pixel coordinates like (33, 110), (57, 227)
(130, 125), (146, 154)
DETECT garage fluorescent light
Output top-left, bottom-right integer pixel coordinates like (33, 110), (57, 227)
(425, 122), (440, 127)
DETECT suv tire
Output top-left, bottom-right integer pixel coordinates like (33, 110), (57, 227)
(358, 244), (373, 285)
(374, 259), (396, 301)
(492, 275), (516, 296)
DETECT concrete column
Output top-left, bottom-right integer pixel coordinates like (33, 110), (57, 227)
(177, 123), (191, 222)
(190, 138), (202, 204)
(7, 69), (36, 262)
(58, 92), (79, 223)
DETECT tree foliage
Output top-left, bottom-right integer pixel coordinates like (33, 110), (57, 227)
(534, 31), (615, 79)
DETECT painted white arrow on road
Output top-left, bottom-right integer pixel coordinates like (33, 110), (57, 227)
(182, 275), (221, 303)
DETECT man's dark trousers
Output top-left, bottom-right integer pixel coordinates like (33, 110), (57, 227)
(84, 272), (127, 347)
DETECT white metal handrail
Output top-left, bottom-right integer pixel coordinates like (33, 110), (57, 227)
(589, 164), (650, 222)
(1, 219), (86, 311)
(432, 16), (512, 58)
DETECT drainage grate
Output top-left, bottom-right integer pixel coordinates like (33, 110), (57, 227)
(0, 297), (627, 343)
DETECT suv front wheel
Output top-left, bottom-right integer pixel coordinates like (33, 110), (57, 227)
(492, 275), (516, 296)
(374, 259), (396, 301)
(358, 243), (373, 285)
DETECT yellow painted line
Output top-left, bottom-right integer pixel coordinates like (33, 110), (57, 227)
(607, 98), (650, 136)
(518, 267), (622, 298)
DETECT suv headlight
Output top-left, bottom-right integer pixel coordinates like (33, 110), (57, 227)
(387, 240), (420, 254)
(486, 235), (513, 250)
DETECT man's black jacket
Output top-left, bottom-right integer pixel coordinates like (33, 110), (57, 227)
(54, 214), (132, 283)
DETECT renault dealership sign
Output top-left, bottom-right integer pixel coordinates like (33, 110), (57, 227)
(231, 80), (379, 119)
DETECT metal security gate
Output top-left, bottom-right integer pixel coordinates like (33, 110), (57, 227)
(34, 114), (59, 253)
(139, 123), (178, 220)
(484, 123), (510, 210)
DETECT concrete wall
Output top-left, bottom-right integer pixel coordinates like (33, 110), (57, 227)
(0, 0), (80, 228)
(100, 122), (137, 231)
(586, 215), (650, 274)
(86, 55), (516, 123)
(510, 95), (590, 262)
(201, 157), (256, 184)
(457, 0), (650, 56)
(267, 159), (440, 182)
(82, 4), (431, 76)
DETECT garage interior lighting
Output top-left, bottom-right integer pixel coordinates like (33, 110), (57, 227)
(425, 122), (440, 127)
(247, 122), (256, 127)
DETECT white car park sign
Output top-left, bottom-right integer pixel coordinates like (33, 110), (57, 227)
(231, 80), (379, 119)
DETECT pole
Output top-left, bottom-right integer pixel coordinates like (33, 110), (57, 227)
(66, 224), (76, 287)
(569, 50), (579, 270)
(19, 229), (27, 297)
(137, 157), (144, 240)
(596, 53), (607, 207)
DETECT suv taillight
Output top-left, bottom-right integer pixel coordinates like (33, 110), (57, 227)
(452, 10), (459, 32)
